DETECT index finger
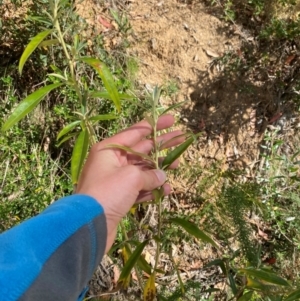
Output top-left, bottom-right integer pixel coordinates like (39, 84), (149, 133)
(99, 114), (175, 148)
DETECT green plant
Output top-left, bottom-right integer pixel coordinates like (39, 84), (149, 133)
(175, 146), (300, 300)
(221, 184), (260, 267)
(260, 17), (300, 40)
(1, 0), (131, 185)
(203, 134), (300, 300)
(103, 87), (217, 301)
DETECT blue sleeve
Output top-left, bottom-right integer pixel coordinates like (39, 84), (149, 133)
(0, 194), (107, 301)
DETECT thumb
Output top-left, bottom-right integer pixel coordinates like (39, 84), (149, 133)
(140, 169), (166, 191)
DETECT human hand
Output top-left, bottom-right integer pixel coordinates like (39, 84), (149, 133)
(76, 115), (183, 253)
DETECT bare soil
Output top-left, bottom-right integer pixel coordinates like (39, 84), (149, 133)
(128, 0), (264, 174)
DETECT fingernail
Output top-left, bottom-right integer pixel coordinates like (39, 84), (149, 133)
(154, 170), (166, 183)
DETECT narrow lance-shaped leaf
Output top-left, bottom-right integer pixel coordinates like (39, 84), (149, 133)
(161, 136), (195, 169)
(152, 86), (162, 108)
(285, 288), (300, 301)
(120, 245), (131, 289)
(89, 114), (117, 122)
(106, 144), (155, 163)
(228, 273), (238, 295)
(203, 259), (227, 276)
(57, 120), (81, 140)
(159, 133), (190, 151)
(246, 277), (268, 291)
(144, 272), (156, 301)
(152, 187), (164, 203)
(38, 39), (60, 49)
(169, 217), (218, 248)
(19, 29), (53, 75)
(71, 129), (89, 185)
(2, 83), (62, 132)
(90, 91), (133, 100)
(126, 240), (152, 275)
(137, 256), (152, 276)
(159, 101), (186, 116)
(81, 58), (121, 112)
(48, 73), (67, 81)
(118, 240), (148, 287)
(144, 114), (155, 129)
(56, 132), (78, 147)
(175, 265), (185, 294)
(238, 292), (254, 301)
(240, 268), (290, 286)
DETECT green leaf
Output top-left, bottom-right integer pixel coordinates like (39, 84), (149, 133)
(90, 91), (133, 100)
(203, 259), (227, 275)
(48, 73), (67, 81)
(127, 240), (152, 275)
(161, 136), (195, 169)
(89, 114), (117, 122)
(246, 277), (268, 291)
(159, 133), (190, 150)
(137, 256), (152, 276)
(39, 39), (60, 48)
(57, 121), (81, 140)
(118, 240), (148, 286)
(285, 288), (300, 301)
(144, 272), (156, 301)
(19, 29), (53, 75)
(159, 101), (186, 116)
(152, 86), (162, 107)
(71, 129), (89, 185)
(81, 58), (121, 112)
(175, 265), (185, 294)
(50, 64), (63, 74)
(56, 132), (78, 147)
(152, 187), (164, 203)
(144, 114), (155, 128)
(228, 273), (238, 295)
(238, 292), (254, 301)
(169, 217), (218, 248)
(105, 144), (154, 163)
(240, 268), (290, 286)
(2, 83), (62, 132)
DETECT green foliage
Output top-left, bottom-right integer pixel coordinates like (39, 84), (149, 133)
(221, 184), (260, 267)
(260, 17), (300, 40)
(158, 280), (204, 301)
(0, 0), (140, 231)
(240, 268), (290, 286)
(2, 83), (63, 131)
(169, 217), (218, 248)
(2, 0), (127, 184)
(113, 88), (203, 300)
(118, 240), (148, 287)
(285, 288), (300, 301)
(161, 136), (196, 169)
(19, 29), (53, 75)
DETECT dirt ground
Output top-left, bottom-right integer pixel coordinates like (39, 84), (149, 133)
(128, 0), (264, 173)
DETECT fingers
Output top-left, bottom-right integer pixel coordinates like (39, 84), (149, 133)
(140, 169), (166, 191)
(97, 115), (175, 149)
(132, 130), (184, 154)
(136, 183), (172, 203)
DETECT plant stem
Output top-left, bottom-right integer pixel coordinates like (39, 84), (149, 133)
(154, 196), (162, 274)
(52, 0), (82, 104)
(152, 91), (162, 276)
